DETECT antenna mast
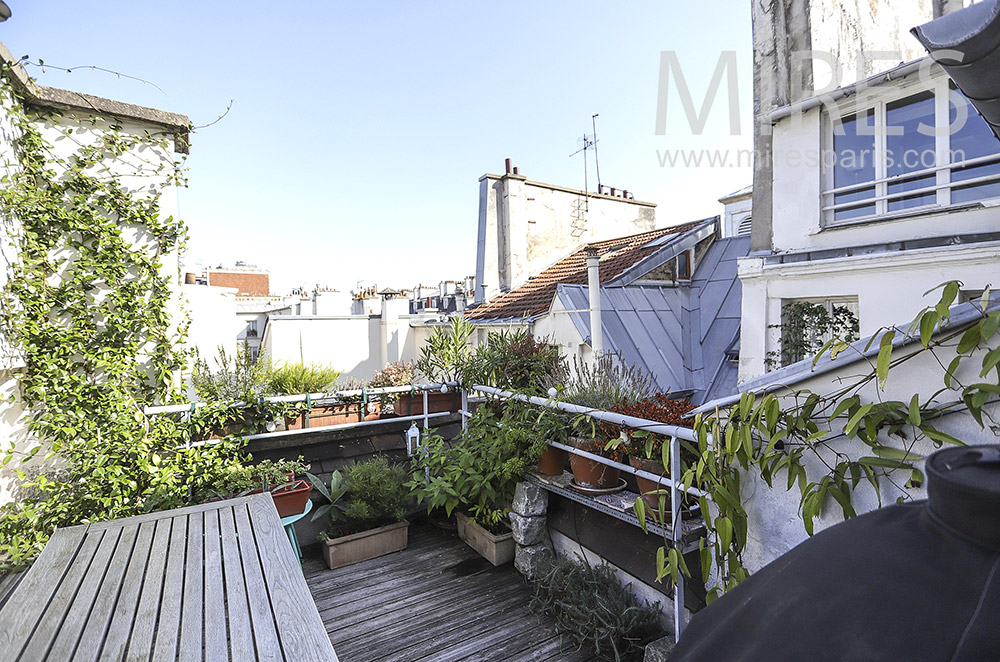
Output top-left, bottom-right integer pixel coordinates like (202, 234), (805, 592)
(592, 113), (601, 193)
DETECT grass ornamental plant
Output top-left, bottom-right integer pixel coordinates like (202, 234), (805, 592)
(563, 353), (656, 412)
(530, 557), (661, 661)
(264, 361), (342, 395)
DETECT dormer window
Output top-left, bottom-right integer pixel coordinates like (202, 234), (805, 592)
(823, 82), (1000, 226)
(676, 250), (692, 280)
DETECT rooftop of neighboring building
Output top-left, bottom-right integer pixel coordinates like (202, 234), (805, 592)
(465, 221), (707, 322)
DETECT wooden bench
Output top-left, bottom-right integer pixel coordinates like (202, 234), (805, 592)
(0, 493), (339, 661)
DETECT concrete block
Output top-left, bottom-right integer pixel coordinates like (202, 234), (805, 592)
(514, 542), (553, 580)
(512, 481), (548, 517)
(643, 635), (675, 662)
(509, 513), (547, 546)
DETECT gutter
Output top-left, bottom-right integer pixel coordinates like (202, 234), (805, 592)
(768, 58), (930, 124)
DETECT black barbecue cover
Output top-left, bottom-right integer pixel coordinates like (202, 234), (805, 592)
(669, 445), (1000, 661)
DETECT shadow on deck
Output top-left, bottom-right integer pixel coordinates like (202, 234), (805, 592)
(302, 523), (601, 661)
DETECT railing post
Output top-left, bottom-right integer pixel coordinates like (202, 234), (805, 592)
(304, 393), (312, 429)
(423, 389), (429, 432)
(461, 388), (468, 431)
(671, 435), (685, 641)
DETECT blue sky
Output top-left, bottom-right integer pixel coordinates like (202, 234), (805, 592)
(4, 2), (753, 294)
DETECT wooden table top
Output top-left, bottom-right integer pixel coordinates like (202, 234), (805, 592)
(0, 493), (339, 662)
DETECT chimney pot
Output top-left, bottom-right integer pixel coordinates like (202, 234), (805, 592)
(505, 158), (512, 174)
(512, 166), (519, 175)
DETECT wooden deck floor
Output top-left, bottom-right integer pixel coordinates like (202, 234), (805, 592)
(303, 523), (601, 662)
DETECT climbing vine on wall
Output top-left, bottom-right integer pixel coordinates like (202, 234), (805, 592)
(656, 283), (998, 604)
(0, 64), (284, 570)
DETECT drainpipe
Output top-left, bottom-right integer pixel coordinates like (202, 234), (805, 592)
(380, 294), (389, 367)
(585, 246), (603, 359)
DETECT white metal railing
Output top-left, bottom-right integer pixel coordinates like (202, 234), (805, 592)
(473, 384), (708, 640)
(143, 382), (461, 448)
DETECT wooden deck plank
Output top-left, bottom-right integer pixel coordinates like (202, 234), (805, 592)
(419, 609), (554, 662)
(462, 621), (566, 662)
(317, 567), (517, 637)
(304, 524), (603, 662)
(220, 505), (256, 661)
(0, 525), (86, 657)
(73, 523), (139, 662)
(202, 507), (229, 661)
(177, 511), (204, 662)
(313, 554), (499, 622)
(151, 515), (187, 662)
(46, 529), (121, 661)
(19, 528), (104, 662)
(306, 540), (476, 601)
(330, 575), (526, 650)
(247, 493), (339, 661)
(376, 595), (534, 662)
(100, 519), (157, 661)
(124, 518), (173, 662)
(233, 502), (283, 662)
(356, 587), (531, 661)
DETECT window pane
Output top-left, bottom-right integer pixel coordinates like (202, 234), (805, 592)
(949, 88), (1000, 204)
(886, 92), (936, 211)
(833, 111), (876, 220)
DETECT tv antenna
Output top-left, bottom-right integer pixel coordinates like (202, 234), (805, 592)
(569, 114), (602, 237)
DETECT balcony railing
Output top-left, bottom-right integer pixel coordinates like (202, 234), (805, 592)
(472, 385), (710, 641)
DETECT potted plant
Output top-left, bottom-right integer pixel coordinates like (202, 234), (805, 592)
(611, 394), (695, 514)
(309, 457), (410, 569)
(567, 434), (626, 490)
(562, 354), (658, 491)
(208, 457), (314, 517)
(370, 361), (457, 416)
(407, 406), (530, 565)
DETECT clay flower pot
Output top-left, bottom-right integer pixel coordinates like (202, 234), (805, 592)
(536, 445), (569, 475)
(568, 438), (621, 489)
(630, 457), (671, 512)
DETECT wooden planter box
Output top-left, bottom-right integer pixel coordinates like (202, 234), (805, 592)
(393, 391), (459, 417)
(322, 520), (409, 569)
(456, 512), (515, 566)
(285, 402), (380, 430)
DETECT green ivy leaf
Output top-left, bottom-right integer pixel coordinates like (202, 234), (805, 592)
(876, 330), (895, 390)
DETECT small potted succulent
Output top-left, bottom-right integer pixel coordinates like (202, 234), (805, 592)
(309, 457), (410, 569)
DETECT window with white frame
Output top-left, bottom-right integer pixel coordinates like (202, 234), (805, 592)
(823, 78), (1000, 225)
(768, 297), (860, 369)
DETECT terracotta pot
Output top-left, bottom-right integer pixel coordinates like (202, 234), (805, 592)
(568, 439), (621, 489)
(285, 402), (380, 430)
(537, 445), (569, 475)
(269, 480), (313, 518)
(456, 512), (515, 566)
(630, 457), (671, 513)
(393, 391), (459, 416)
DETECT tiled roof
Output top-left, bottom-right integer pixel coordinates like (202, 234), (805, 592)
(465, 222), (703, 321)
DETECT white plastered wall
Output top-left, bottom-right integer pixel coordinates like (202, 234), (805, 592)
(0, 108), (182, 506)
(736, 336), (999, 573)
